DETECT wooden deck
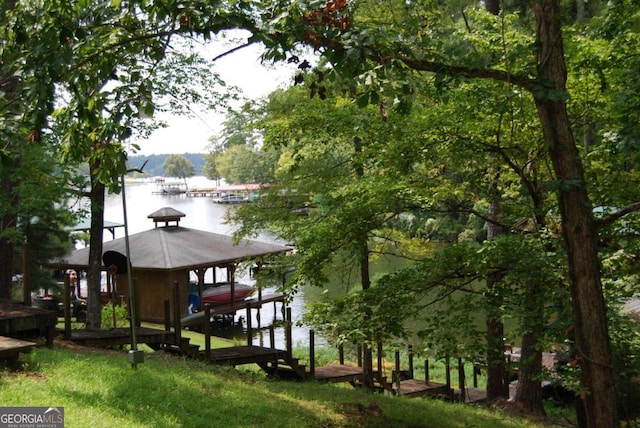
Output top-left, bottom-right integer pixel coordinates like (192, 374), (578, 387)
(311, 364), (364, 382)
(63, 327), (169, 347)
(203, 345), (288, 366)
(0, 300), (57, 346)
(393, 379), (453, 398)
(0, 336), (37, 364)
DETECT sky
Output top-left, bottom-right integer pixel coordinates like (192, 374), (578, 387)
(133, 32), (303, 156)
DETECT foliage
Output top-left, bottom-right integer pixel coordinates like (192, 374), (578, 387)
(101, 302), (129, 329)
(215, 144), (278, 184)
(162, 154), (195, 180)
(127, 153), (205, 177)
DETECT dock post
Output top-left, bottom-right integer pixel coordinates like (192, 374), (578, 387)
(63, 273), (71, 340)
(377, 341), (383, 382)
(473, 364), (479, 388)
(395, 350), (401, 395)
(357, 345), (362, 367)
(339, 344), (344, 365)
(173, 282), (181, 345)
(504, 354), (512, 397)
(204, 304), (211, 361)
(269, 325), (275, 349)
(458, 357), (466, 401)
(133, 278), (141, 327)
(309, 330), (315, 379)
(425, 359), (430, 384)
(285, 307), (292, 358)
(445, 356), (451, 391)
(408, 345), (414, 379)
(246, 303), (252, 346)
(164, 300), (171, 331)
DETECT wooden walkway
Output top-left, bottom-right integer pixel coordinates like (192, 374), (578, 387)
(203, 345), (288, 366)
(312, 364), (363, 383)
(0, 336), (36, 364)
(0, 300), (57, 346)
(185, 188), (217, 197)
(62, 327), (169, 348)
(393, 379), (452, 398)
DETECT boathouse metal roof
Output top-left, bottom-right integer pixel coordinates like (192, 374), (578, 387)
(50, 207), (290, 271)
(51, 227), (289, 271)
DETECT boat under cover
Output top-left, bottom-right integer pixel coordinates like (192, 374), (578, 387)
(201, 283), (253, 304)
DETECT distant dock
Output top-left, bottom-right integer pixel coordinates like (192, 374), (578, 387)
(185, 188), (217, 197)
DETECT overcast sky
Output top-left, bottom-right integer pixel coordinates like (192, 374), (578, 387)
(132, 33), (302, 156)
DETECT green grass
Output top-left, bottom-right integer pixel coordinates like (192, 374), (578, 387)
(0, 343), (559, 428)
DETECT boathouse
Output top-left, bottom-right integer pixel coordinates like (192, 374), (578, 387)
(49, 207), (291, 323)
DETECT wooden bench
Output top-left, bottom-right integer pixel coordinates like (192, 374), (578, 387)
(0, 336), (37, 365)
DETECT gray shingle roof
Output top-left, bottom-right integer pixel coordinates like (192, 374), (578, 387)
(52, 226), (290, 271)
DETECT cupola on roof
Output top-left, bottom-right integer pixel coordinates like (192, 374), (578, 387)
(147, 207), (186, 227)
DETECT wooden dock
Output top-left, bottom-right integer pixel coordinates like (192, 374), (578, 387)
(393, 379), (452, 398)
(185, 188), (217, 197)
(0, 336), (37, 365)
(203, 345), (288, 366)
(312, 364), (363, 383)
(0, 300), (57, 346)
(62, 327), (169, 348)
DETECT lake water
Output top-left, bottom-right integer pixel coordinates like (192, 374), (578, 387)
(99, 177), (316, 348)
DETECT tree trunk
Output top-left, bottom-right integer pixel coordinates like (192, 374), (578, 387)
(0, 218), (15, 300)
(535, 1), (617, 426)
(485, 283), (505, 400)
(485, 172), (506, 400)
(86, 165), (105, 329)
(515, 292), (545, 413)
(360, 241), (374, 388)
(0, 0), (20, 300)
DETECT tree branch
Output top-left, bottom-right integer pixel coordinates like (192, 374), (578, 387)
(594, 201), (640, 230)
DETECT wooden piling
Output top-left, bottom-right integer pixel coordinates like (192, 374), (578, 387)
(377, 342), (383, 382)
(408, 345), (414, 379)
(164, 300), (171, 332)
(395, 350), (401, 395)
(204, 304), (211, 361)
(445, 356), (451, 391)
(285, 307), (292, 358)
(246, 303), (252, 346)
(63, 274), (71, 340)
(458, 357), (465, 399)
(309, 329), (315, 378)
(172, 282), (181, 345)
(269, 325), (275, 349)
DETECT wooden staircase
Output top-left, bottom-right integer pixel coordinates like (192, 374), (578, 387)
(259, 354), (308, 380)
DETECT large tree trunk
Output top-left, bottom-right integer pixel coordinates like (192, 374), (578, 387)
(515, 293), (545, 413)
(535, 1), (617, 426)
(0, 216), (15, 300)
(360, 244), (374, 389)
(354, 136), (374, 389)
(86, 165), (105, 329)
(485, 171), (506, 400)
(0, 0), (20, 300)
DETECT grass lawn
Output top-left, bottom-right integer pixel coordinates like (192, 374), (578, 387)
(0, 337), (566, 428)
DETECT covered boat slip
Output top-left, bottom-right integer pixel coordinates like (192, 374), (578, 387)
(48, 207), (292, 324)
